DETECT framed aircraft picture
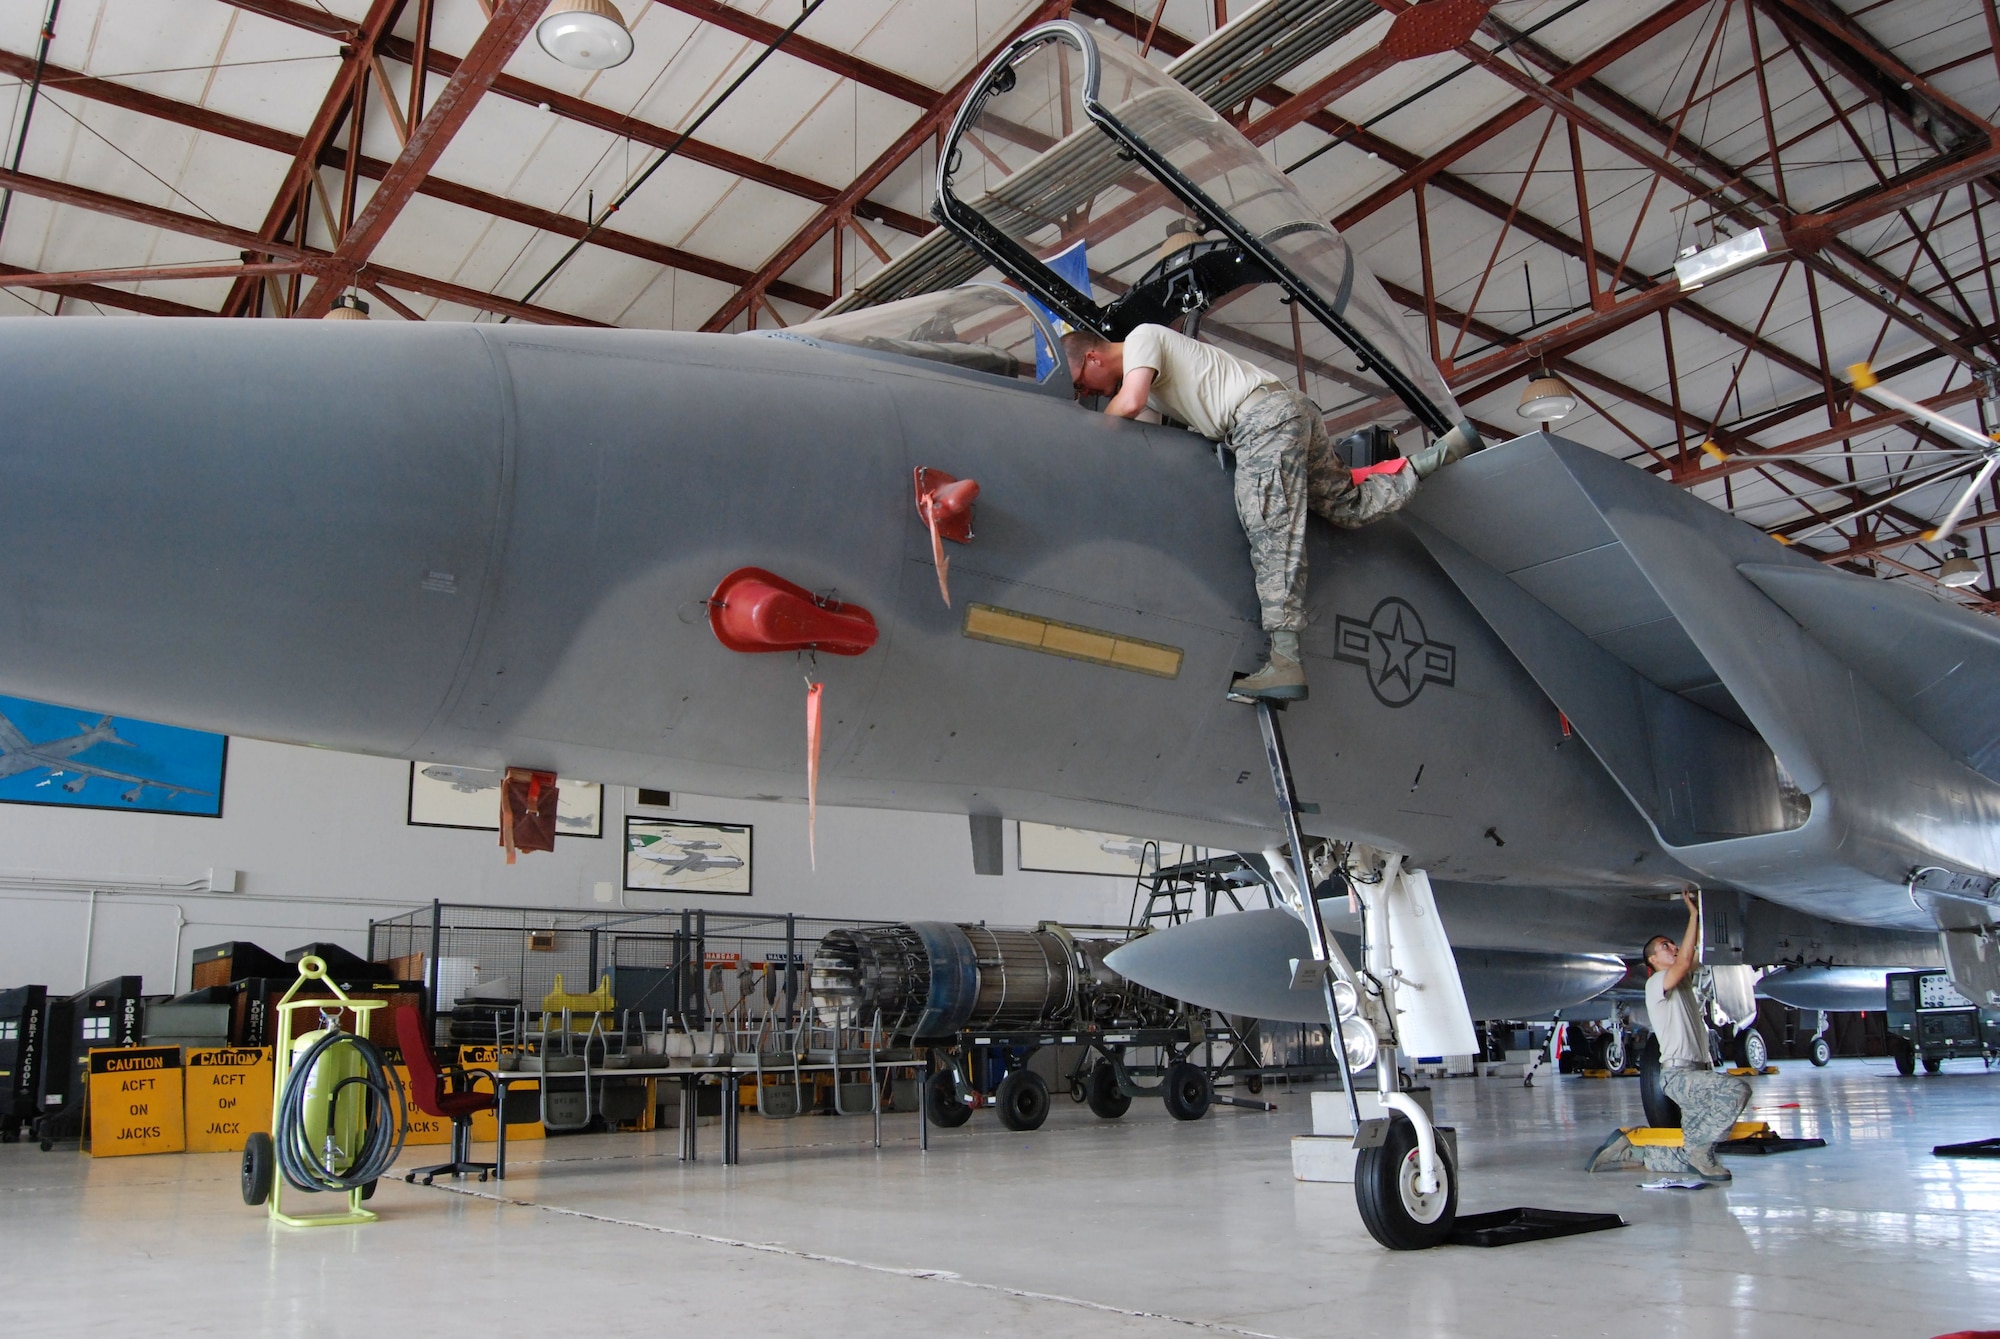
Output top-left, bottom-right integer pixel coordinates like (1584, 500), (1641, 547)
(0, 693), (226, 818)
(1017, 822), (1193, 877)
(406, 763), (604, 837)
(625, 818), (752, 895)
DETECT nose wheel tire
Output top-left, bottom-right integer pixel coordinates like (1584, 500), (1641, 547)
(995, 1069), (1050, 1131)
(1160, 1060), (1211, 1121)
(1085, 1060), (1132, 1120)
(1809, 1035), (1831, 1067)
(241, 1132), (275, 1206)
(926, 1070), (973, 1128)
(1354, 1114), (1457, 1250)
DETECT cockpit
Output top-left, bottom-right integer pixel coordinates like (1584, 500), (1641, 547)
(778, 283), (1072, 394)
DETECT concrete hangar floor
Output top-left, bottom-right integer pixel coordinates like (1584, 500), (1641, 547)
(5, 1059), (1994, 1338)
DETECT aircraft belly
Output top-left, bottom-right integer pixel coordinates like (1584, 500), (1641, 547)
(0, 319), (503, 753)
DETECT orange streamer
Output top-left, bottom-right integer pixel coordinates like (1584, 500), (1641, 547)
(925, 502), (951, 607)
(805, 680), (823, 870)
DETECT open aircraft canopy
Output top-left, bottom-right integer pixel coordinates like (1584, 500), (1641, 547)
(935, 21), (1461, 438)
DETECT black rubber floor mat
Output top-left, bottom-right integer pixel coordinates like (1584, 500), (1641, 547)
(1718, 1132), (1826, 1155)
(1448, 1208), (1626, 1247)
(1934, 1138), (2000, 1158)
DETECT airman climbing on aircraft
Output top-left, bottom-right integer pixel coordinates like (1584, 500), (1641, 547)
(1064, 323), (1481, 702)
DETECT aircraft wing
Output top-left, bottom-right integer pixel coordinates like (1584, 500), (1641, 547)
(37, 757), (210, 796)
(1739, 563), (2000, 784)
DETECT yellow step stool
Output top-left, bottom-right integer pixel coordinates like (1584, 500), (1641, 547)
(1587, 1122), (1769, 1171)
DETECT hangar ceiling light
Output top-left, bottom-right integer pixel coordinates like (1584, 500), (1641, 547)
(1939, 546), (1981, 588)
(536, 0), (635, 71)
(1672, 227), (1776, 292)
(1517, 374), (1576, 422)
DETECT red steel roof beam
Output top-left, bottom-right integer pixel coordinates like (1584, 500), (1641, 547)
(213, 0), (928, 232)
(699, 0), (1075, 334)
(294, 0), (552, 319)
(0, 262), (217, 317)
(223, 0), (406, 318)
(651, 0), (936, 105)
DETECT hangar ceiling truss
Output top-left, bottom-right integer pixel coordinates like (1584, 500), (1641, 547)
(0, 0), (1996, 606)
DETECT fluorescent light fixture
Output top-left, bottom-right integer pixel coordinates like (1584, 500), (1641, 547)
(537, 0), (635, 71)
(1674, 227), (1775, 290)
(1940, 546), (1980, 588)
(1517, 373), (1577, 421)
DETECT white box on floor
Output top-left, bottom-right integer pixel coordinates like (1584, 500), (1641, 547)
(1292, 1134), (1359, 1182)
(1309, 1086), (1433, 1135)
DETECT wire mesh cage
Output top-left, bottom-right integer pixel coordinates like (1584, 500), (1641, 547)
(369, 902), (888, 1047)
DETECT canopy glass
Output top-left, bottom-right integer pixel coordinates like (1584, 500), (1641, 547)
(936, 22), (1459, 436)
(785, 283), (1067, 388)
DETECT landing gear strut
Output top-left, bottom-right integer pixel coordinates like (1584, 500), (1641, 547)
(1247, 699), (1460, 1249)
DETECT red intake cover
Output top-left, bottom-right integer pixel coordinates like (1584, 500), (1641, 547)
(914, 467), (979, 543)
(709, 567), (878, 656)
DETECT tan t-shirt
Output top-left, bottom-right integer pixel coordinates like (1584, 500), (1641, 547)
(1122, 323), (1280, 441)
(1645, 970), (1710, 1066)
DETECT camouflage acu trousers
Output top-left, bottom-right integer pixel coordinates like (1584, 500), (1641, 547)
(1641, 1066), (1752, 1172)
(1226, 387), (1420, 633)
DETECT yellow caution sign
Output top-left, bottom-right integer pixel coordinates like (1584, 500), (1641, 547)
(87, 1047), (185, 1156)
(459, 1047), (545, 1143)
(183, 1047), (273, 1153)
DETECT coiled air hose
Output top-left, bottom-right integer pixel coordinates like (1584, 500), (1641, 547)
(273, 1029), (407, 1193)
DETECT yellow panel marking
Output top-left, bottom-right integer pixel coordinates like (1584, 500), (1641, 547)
(1111, 639), (1183, 676)
(963, 603), (1182, 679)
(1040, 622), (1118, 661)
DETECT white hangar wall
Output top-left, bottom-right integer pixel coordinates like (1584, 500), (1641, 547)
(0, 737), (1146, 996)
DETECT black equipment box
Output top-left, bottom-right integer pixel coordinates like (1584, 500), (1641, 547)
(1887, 969), (1997, 1068)
(229, 977), (422, 1048)
(33, 976), (145, 1145)
(0, 985), (50, 1143)
(283, 942), (391, 982)
(189, 941), (289, 991)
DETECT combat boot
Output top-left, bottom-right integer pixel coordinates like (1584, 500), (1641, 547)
(1407, 420), (1484, 478)
(1685, 1146), (1733, 1183)
(1233, 630), (1308, 701)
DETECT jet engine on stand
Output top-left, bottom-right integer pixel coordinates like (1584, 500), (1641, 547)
(810, 921), (1246, 1134)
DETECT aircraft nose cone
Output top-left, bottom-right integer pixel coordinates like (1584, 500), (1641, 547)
(1105, 909), (1328, 1023)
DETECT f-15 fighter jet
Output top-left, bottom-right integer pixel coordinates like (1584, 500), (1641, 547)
(1, 19), (1992, 1248)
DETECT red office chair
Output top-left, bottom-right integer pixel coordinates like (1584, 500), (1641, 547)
(394, 1005), (501, 1185)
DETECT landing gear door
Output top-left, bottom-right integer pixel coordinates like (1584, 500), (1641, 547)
(935, 20), (1462, 438)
